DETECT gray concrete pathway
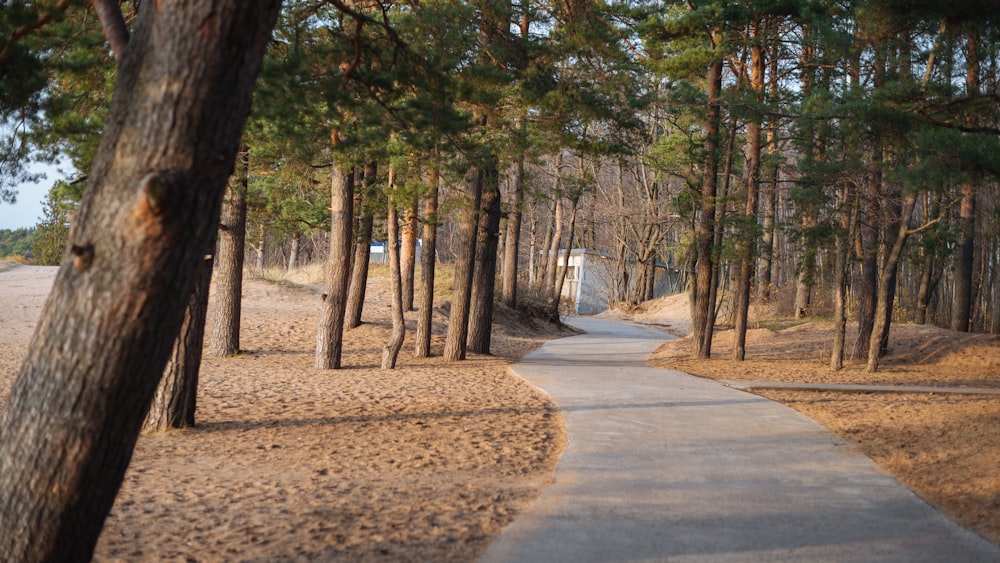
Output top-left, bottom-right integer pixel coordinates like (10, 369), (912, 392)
(481, 317), (1000, 562)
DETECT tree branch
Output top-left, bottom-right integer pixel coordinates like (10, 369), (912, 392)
(89, 0), (130, 58)
(0, 0), (72, 64)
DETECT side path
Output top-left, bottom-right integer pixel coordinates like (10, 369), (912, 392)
(481, 317), (1000, 563)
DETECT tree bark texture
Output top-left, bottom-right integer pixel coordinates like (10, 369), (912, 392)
(209, 145), (249, 357)
(346, 164), (376, 329)
(793, 220), (817, 319)
(443, 167), (483, 361)
(315, 160), (354, 369)
(400, 198), (419, 311)
(866, 192), (917, 373)
(553, 193), (581, 309)
(692, 35), (723, 359)
(382, 174), (405, 369)
(143, 249), (213, 433)
(501, 151), (525, 308)
(733, 23), (764, 362)
(414, 167), (439, 357)
(543, 156), (564, 303)
(346, 211), (373, 329)
(468, 164), (502, 354)
(952, 26), (980, 332)
(287, 232), (300, 271)
(0, 4), (281, 560)
(831, 188), (856, 370)
(853, 46), (886, 360)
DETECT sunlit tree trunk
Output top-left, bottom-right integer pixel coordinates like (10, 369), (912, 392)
(692, 28), (723, 359)
(400, 198), (419, 311)
(346, 163), (376, 329)
(443, 166), (483, 361)
(733, 18), (765, 361)
(468, 162), (501, 354)
(414, 166), (439, 357)
(501, 137), (526, 308)
(953, 26), (979, 332)
(286, 231), (300, 271)
(0, 3), (280, 559)
(867, 192), (917, 372)
(144, 248), (213, 432)
(210, 145), (249, 357)
(382, 165), (405, 369)
(315, 154), (354, 369)
(554, 197), (580, 309)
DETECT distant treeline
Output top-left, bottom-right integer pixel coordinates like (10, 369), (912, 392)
(0, 227), (37, 260)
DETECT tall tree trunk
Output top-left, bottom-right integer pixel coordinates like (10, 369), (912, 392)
(415, 166), (440, 357)
(315, 157), (354, 369)
(255, 222), (265, 273)
(286, 231), (300, 272)
(733, 20), (764, 361)
(501, 143), (526, 308)
(209, 145), (249, 357)
(953, 26), (979, 332)
(831, 187), (856, 370)
(853, 43), (886, 360)
(0, 4), (280, 560)
(542, 198), (563, 301)
(535, 215), (551, 292)
(866, 192), (917, 372)
(468, 163), (502, 354)
(400, 197), (419, 311)
(346, 163), (376, 329)
(500, 0), (531, 308)
(144, 249), (214, 433)
(705, 115), (736, 356)
(794, 215), (817, 319)
(443, 167), (483, 361)
(692, 29), (723, 359)
(543, 164), (565, 301)
(382, 166), (405, 369)
(554, 193), (581, 308)
(758, 35), (780, 304)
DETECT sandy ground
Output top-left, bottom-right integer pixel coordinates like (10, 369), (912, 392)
(0, 264), (571, 561)
(4, 264), (999, 556)
(631, 293), (1000, 545)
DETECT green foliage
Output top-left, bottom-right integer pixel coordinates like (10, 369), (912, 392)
(32, 179), (83, 265)
(0, 226), (36, 258)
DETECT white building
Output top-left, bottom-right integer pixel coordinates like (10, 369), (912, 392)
(558, 248), (680, 314)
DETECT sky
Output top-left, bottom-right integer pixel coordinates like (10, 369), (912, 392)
(0, 162), (64, 230)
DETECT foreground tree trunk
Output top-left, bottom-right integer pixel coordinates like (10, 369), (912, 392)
(443, 167), (483, 361)
(210, 145), (250, 357)
(143, 249), (214, 433)
(315, 157), (354, 369)
(468, 164), (501, 354)
(0, 4), (281, 560)
(414, 166), (440, 357)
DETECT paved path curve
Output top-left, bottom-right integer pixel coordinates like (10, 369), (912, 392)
(481, 317), (1000, 562)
